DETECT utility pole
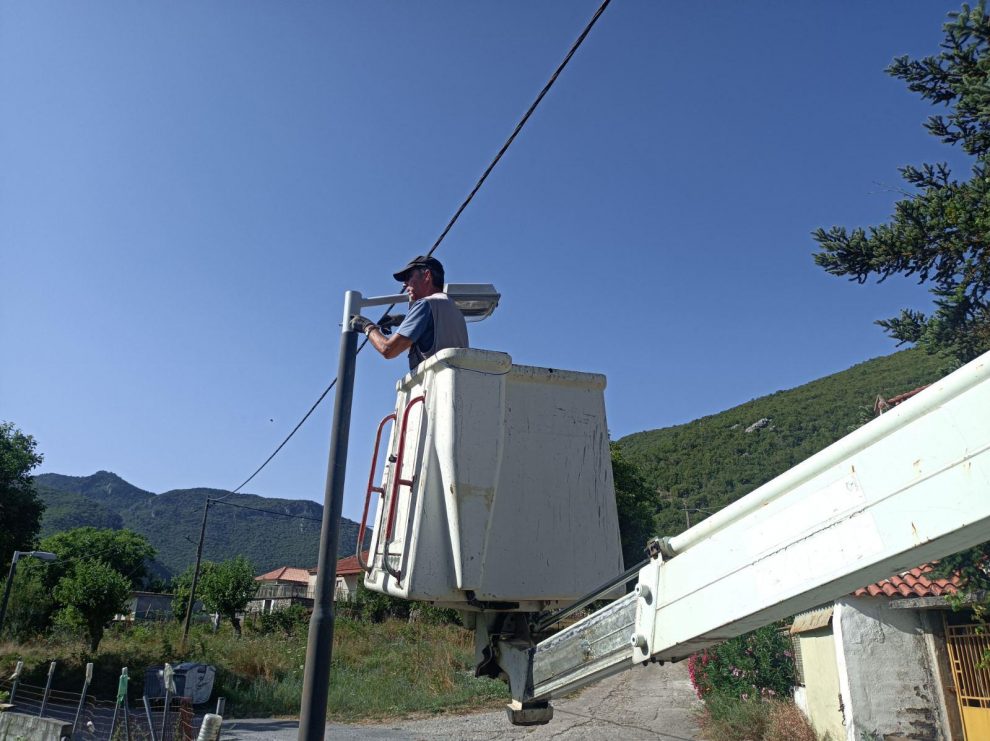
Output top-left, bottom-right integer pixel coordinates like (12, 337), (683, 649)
(297, 293), (361, 741)
(181, 498), (211, 649)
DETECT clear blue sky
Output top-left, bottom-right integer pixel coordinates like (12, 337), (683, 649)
(1, 1), (966, 523)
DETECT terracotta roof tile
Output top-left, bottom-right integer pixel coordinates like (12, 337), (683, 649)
(255, 566), (311, 584)
(335, 552), (370, 576)
(852, 564), (962, 599)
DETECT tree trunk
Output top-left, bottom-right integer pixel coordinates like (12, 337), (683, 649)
(231, 614), (241, 637)
(89, 624), (103, 652)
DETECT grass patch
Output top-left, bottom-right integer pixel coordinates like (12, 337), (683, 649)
(697, 693), (816, 741)
(0, 616), (508, 720)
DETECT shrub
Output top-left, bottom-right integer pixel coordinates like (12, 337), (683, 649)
(688, 623), (795, 701)
(346, 581), (410, 623)
(697, 695), (815, 741)
(257, 604), (309, 635)
(697, 693), (773, 739)
(765, 699), (817, 741)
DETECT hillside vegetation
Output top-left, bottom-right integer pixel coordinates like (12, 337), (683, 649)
(34, 349), (950, 580)
(35, 471), (368, 579)
(616, 348), (952, 540)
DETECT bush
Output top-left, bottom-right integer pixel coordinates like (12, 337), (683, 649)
(257, 604), (309, 635)
(345, 582), (411, 623)
(697, 695), (815, 741)
(688, 623), (795, 701)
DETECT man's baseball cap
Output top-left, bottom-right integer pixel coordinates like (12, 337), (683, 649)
(393, 255), (444, 282)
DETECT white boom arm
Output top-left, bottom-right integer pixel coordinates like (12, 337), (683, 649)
(493, 351), (990, 721)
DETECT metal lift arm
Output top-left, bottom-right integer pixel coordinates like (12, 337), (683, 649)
(492, 351), (990, 719)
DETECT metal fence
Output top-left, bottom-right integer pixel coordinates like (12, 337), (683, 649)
(1, 663), (223, 740)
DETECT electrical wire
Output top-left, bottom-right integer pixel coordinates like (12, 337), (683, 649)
(223, 0), (613, 499)
(216, 379), (337, 500)
(208, 497), (322, 523)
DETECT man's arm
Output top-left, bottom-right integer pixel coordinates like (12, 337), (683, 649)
(365, 326), (413, 359)
(352, 301), (428, 360)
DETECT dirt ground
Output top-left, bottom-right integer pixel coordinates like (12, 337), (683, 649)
(221, 659), (702, 740)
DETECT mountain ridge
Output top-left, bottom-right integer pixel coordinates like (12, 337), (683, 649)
(35, 472), (367, 579)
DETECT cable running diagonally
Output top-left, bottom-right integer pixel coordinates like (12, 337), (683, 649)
(225, 0), (612, 499)
(209, 497), (322, 523)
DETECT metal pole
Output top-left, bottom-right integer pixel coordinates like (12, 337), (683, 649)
(182, 499), (211, 649)
(161, 663), (174, 741)
(72, 662), (93, 738)
(298, 292), (361, 741)
(39, 661), (56, 717)
(9, 660), (23, 705)
(110, 666), (128, 740)
(123, 689), (132, 741)
(0, 552), (21, 635)
(143, 695), (158, 741)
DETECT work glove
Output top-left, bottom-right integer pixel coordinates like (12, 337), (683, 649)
(377, 314), (406, 336)
(350, 315), (377, 335)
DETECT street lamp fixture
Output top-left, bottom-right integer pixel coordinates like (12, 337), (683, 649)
(297, 283), (498, 741)
(444, 283), (500, 322)
(0, 550), (58, 634)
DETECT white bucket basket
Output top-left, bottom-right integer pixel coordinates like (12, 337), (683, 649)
(358, 348), (624, 611)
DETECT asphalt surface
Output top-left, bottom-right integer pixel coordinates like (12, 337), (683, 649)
(221, 660), (702, 740)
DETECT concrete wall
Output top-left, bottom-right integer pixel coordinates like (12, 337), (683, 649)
(334, 574), (359, 601)
(834, 597), (950, 740)
(0, 711), (71, 741)
(795, 627), (846, 741)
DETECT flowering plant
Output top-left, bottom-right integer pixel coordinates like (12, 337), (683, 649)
(687, 622), (795, 701)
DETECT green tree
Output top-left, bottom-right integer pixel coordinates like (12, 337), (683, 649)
(52, 559), (131, 651)
(812, 2), (990, 363)
(2, 567), (56, 641)
(169, 567), (195, 622)
(812, 2), (990, 615)
(197, 556), (257, 636)
(611, 444), (660, 568)
(0, 422), (45, 569)
(40, 527), (156, 590)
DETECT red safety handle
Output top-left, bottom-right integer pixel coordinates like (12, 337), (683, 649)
(382, 394), (426, 581)
(357, 412), (396, 572)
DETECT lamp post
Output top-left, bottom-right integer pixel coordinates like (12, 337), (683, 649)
(0, 550), (57, 635)
(297, 284), (499, 741)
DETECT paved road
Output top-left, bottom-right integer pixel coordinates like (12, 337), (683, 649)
(221, 660), (702, 740)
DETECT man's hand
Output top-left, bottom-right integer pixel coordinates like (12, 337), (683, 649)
(377, 314), (405, 336)
(350, 315), (377, 334)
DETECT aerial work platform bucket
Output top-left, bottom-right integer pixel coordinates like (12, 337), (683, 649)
(358, 348), (624, 611)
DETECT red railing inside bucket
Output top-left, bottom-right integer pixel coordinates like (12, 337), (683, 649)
(357, 411), (396, 572)
(359, 393), (425, 579)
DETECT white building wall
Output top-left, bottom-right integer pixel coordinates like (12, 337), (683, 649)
(835, 597), (949, 740)
(334, 575), (359, 601)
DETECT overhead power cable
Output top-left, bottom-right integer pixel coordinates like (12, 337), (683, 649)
(208, 497), (322, 523)
(224, 0), (613, 498)
(181, 0), (614, 650)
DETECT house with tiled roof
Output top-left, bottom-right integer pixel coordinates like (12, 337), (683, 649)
(307, 552), (369, 602)
(247, 565), (314, 614)
(790, 564), (985, 740)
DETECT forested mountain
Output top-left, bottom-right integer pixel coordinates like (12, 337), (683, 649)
(34, 472), (369, 579)
(616, 348), (952, 540)
(34, 349), (950, 581)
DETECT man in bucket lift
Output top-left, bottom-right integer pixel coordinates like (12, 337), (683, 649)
(351, 255), (469, 370)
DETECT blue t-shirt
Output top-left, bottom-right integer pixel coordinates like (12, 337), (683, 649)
(395, 300), (434, 356)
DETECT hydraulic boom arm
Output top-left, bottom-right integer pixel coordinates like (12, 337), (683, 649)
(491, 351), (990, 723)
